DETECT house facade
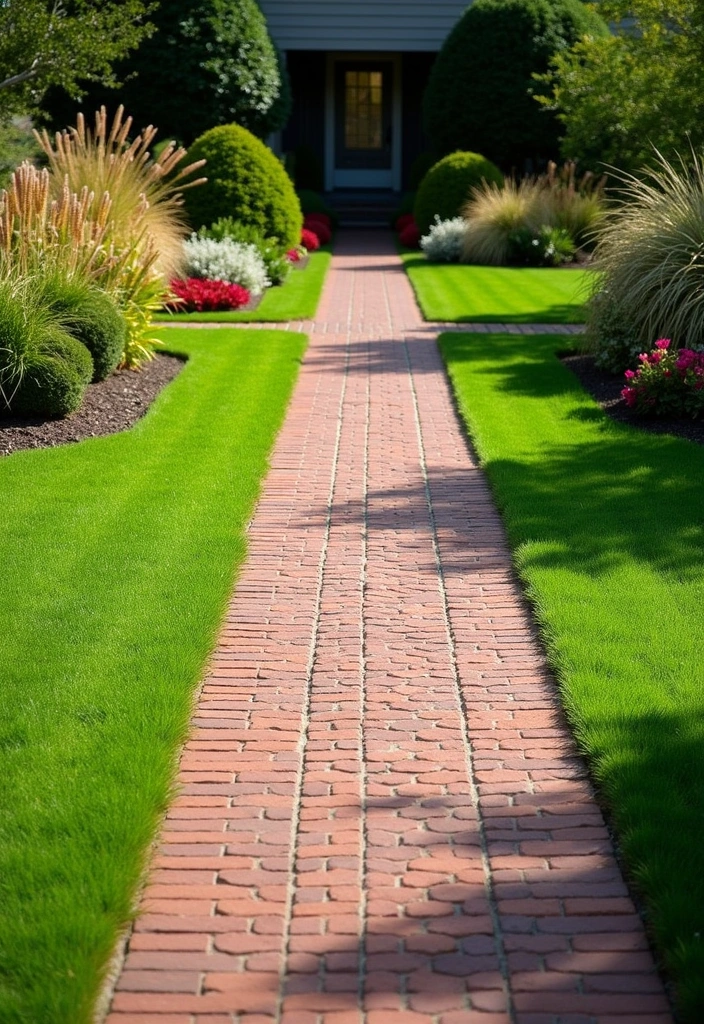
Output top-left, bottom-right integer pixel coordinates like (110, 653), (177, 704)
(259, 0), (470, 193)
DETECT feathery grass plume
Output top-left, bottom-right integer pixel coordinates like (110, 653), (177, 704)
(537, 161), (606, 247)
(590, 149), (704, 352)
(462, 177), (544, 265)
(33, 107), (206, 366)
(35, 107), (205, 280)
(0, 161), (112, 278)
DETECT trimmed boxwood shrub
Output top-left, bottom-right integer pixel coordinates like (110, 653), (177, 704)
(185, 124), (303, 249)
(414, 152), (503, 234)
(423, 0), (608, 168)
(40, 277), (126, 382)
(12, 336), (93, 419)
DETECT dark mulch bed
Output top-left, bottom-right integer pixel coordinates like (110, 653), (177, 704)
(562, 353), (704, 446)
(0, 353), (184, 458)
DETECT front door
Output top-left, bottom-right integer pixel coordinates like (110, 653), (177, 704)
(333, 61), (394, 188)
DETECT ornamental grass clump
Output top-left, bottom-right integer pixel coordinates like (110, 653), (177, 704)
(621, 338), (704, 418)
(34, 107), (205, 366)
(589, 150), (704, 362)
(462, 177), (544, 265)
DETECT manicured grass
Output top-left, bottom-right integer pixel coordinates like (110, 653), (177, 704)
(0, 328), (305, 1023)
(402, 252), (595, 322)
(440, 331), (704, 1021)
(155, 247), (332, 322)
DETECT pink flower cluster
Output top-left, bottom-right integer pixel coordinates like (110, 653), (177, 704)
(621, 338), (704, 418)
(167, 278), (251, 312)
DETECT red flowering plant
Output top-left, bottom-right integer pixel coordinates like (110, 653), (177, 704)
(167, 278), (251, 312)
(621, 338), (704, 418)
(300, 227), (320, 251)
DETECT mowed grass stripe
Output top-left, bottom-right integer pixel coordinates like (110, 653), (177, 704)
(155, 247), (332, 322)
(440, 331), (704, 1022)
(0, 328), (306, 1024)
(402, 253), (594, 322)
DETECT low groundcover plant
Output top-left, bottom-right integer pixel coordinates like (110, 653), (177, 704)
(622, 338), (704, 418)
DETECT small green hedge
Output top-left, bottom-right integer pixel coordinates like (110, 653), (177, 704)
(13, 335), (93, 418)
(40, 277), (126, 382)
(185, 124), (303, 249)
(414, 152), (503, 234)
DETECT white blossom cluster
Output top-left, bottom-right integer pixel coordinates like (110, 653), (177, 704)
(420, 216), (466, 263)
(183, 236), (270, 294)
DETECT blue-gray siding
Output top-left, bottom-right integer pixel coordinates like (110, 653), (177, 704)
(258, 0), (470, 51)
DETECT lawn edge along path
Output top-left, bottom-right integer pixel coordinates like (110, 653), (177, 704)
(0, 327), (306, 1024)
(106, 230), (671, 1024)
(441, 329), (704, 1021)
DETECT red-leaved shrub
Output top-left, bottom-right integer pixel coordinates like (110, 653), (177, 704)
(399, 222), (421, 248)
(168, 278), (251, 312)
(303, 217), (331, 245)
(396, 213), (415, 233)
(301, 227), (320, 251)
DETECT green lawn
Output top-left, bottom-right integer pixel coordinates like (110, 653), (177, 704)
(440, 330), (704, 1022)
(0, 328), (305, 1024)
(402, 252), (595, 322)
(155, 247), (332, 322)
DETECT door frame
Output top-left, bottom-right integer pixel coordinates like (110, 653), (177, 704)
(325, 52), (401, 192)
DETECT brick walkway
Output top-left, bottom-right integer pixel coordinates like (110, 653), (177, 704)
(106, 232), (671, 1024)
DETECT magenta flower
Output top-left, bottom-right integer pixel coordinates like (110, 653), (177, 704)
(624, 369), (636, 379)
(655, 338), (671, 350)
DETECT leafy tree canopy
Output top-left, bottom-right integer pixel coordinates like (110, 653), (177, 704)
(43, 0), (291, 146)
(0, 0), (155, 120)
(537, 0), (704, 172)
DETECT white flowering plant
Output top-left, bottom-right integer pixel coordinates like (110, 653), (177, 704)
(420, 216), (466, 263)
(183, 236), (270, 294)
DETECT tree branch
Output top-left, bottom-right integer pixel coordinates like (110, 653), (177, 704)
(0, 61), (40, 92)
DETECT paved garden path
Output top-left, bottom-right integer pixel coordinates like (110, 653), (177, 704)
(106, 231), (671, 1024)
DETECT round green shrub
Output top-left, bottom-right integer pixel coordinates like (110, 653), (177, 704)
(414, 152), (504, 234)
(12, 336), (93, 419)
(185, 124), (303, 249)
(40, 277), (126, 381)
(423, 0), (608, 169)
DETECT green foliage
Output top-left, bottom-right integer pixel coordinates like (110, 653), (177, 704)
(588, 150), (704, 366)
(508, 224), (575, 265)
(185, 124), (302, 249)
(42, 0), (291, 147)
(0, 275), (93, 417)
(537, 0), (704, 173)
(0, 0), (154, 120)
(423, 0), (608, 168)
(586, 289), (643, 373)
(414, 152), (503, 235)
(200, 217), (291, 285)
(0, 116), (41, 189)
(12, 334), (93, 418)
(39, 274), (126, 382)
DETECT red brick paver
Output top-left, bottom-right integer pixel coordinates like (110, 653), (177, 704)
(105, 232), (671, 1024)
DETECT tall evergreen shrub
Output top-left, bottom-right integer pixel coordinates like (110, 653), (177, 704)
(423, 0), (608, 169)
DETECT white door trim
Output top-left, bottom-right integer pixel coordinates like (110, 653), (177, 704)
(325, 52), (401, 192)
